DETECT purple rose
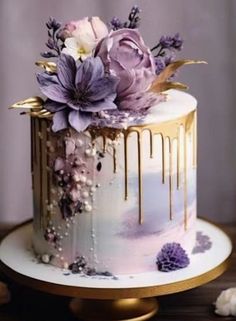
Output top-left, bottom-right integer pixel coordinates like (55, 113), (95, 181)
(95, 29), (157, 111)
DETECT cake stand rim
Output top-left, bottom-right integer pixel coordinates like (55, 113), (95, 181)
(0, 218), (233, 299)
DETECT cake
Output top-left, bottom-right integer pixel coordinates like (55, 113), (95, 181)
(11, 7), (203, 276)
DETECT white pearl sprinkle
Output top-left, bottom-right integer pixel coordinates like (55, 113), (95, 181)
(73, 174), (80, 182)
(85, 147), (96, 157)
(90, 186), (96, 193)
(82, 191), (89, 198)
(86, 179), (93, 186)
(80, 175), (87, 183)
(58, 247), (62, 252)
(41, 254), (50, 264)
(85, 204), (92, 212)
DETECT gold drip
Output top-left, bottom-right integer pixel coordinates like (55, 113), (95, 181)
(41, 120), (49, 229)
(30, 118), (35, 191)
(113, 146), (117, 173)
(148, 130), (153, 158)
(183, 129), (188, 230)
(124, 134), (128, 201)
(46, 121), (52, 221)
(176, 133), (181, 190)
(168, 138), (173, 220)
(102, 136), (106, 153)
(161, 134), (165, 184)
(192, 112), (197, 168)
(136, 132), (144, 225)
(35, 118), (43, 229)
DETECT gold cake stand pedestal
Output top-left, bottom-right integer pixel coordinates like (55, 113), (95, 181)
(0, 219), (232, 321)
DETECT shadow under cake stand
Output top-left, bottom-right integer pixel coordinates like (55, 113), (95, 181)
(0, 218), (232, 321)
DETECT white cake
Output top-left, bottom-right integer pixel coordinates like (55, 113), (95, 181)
(32, 89), (197, 275)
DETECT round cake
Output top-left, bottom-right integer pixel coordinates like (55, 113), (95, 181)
(32, 89), (197, 275)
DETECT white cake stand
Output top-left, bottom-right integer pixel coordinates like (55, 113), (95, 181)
(0, 218), (232, 321)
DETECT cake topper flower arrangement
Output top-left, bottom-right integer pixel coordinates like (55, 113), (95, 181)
(11, 6), (204, 132)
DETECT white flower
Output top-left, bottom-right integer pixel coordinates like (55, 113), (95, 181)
(62, 17), (108, 61)
(62, 36), (95, 61)
(215, 288), (236, 316)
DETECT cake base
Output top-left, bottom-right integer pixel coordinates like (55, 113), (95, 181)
(0, 218), (232, 321)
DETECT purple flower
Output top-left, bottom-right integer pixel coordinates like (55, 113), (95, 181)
(159, 33), (183, 51)
(155, 57), (166, 75)
(159, 35), (175, 49)
(37, 54), (119, 132)
(156, 243), (190, 272)
(173, 33), (183, 50)
(95, 28), (158, 111)
(110, 17), (123, 30)
(110, 5), (141, 30)
(46, 17), (61, 31)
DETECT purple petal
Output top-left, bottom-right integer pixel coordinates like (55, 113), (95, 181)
(75, 57), (104, 90)
(37, 72), (59, 87)
(44, 99), (67, 112)
(52, 110), (69, 132)
(88, 75), (119, 101)
(40, 83), (70, 103)
(80, 96), (117, 112)
(57, 54), (76, 90)
(68, 110), (92, 132)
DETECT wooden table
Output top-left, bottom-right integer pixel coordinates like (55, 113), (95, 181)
(0, 224), (235, 321)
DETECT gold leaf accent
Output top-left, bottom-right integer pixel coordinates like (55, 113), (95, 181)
(150, 60), (207, 93)
(151, 81), (188, 93)
(35, 61), (57, 73)
(22, 109), (52, 118)
(10, 97), (44, 109)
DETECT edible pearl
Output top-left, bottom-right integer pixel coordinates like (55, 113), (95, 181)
(85, 204), (92, 212)
(73, 174), (80, 182)
(86, 179), (93, 186)
(80, 175), (87, 183)
(41, 254), (50, 264)
(85, 148), (96, 157)
(90, 186), (96, 193)
(82, 191), (89, 198)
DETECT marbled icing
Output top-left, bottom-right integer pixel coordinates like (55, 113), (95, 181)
(32, 89), (197, 275)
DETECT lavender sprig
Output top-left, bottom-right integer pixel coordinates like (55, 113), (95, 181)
(110, 5), (141, 30)
(41, 17), (64, 58)
(151, 33), (183, 75)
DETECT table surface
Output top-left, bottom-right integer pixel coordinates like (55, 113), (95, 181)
(0, 223), (235, 321)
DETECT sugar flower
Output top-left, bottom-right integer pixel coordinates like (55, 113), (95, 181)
(95, 28), (159, 111)
(37, 54), (119, 132)
(62, 17), (108, 60)
(156, 243), (190, 272)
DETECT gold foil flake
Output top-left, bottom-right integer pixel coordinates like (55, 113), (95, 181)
(35, 60), (57, 73)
